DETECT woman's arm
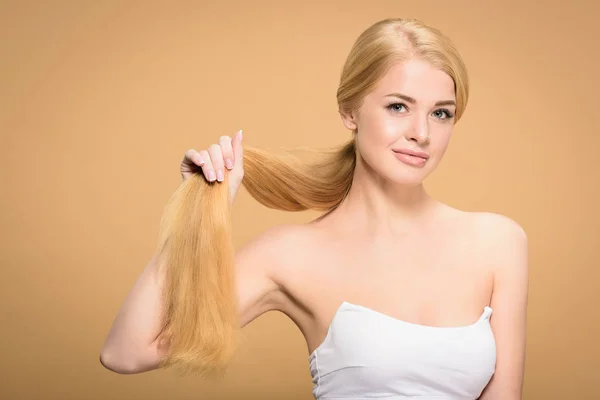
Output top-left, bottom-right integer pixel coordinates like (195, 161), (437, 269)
(99, 251), (169, 374)
(99, 224), (293, 374)
(479, 215), (529, 400)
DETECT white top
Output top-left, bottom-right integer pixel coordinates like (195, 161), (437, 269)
(308, 301), (496, 400)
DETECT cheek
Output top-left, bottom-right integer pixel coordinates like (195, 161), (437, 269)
(420, 137), (451, 172)
(434, 129), (453, 153)
(361, 112), (401, 145)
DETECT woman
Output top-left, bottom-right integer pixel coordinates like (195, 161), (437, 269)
(100, 17), (528, 399)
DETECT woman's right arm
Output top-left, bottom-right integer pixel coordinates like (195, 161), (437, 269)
(99, 130), (290, 374)
(99, 224), (290, 374)
(99, 251), (168, 374)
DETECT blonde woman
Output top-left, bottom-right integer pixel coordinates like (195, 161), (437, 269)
(100, 17), (528, 400)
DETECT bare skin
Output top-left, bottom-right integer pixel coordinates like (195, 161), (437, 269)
(267, 204), (491, 356)
(252, 203), (527, 399)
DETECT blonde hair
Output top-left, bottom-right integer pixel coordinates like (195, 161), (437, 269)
(154, 17), (470, 377)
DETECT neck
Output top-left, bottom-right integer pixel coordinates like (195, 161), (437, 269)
(328, 156), (441, 238)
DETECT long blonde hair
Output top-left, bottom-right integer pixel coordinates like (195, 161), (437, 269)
(154, 17), (470, 377)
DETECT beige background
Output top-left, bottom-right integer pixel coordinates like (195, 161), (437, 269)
(1, 1), (599, 399)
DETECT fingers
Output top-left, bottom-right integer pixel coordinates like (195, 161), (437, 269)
(197, 149), (216, 182)
(184, 130), (242, 183)
(185, 149), (205, 168)
(208, 143), (226, 182)
(219, 135), (234, 171)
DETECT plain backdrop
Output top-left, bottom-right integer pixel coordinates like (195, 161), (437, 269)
(1, 1), (599, 399)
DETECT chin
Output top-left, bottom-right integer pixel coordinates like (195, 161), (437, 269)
(385, 172), (426, 187)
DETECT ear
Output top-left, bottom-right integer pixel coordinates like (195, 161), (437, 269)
(339, 109), (358, 131)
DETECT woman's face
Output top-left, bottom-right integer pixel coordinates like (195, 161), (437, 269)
(341, 58), (457, 186)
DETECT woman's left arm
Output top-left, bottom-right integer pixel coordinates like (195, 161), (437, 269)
(479, 215), (529, 400)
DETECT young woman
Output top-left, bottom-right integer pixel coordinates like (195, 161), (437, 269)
(101, 17), (528, 400)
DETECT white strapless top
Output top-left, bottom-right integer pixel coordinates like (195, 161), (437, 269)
(308, 302), (496, 400)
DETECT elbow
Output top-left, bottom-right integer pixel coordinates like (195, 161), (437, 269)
(99, 348), (143, 375)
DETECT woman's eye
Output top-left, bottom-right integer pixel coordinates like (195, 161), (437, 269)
(433, 109), (455, 119)
(388, 103), (406, 112)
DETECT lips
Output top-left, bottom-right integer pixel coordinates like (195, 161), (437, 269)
(393, 151), (428, 167)
(393, 149), (429, 159)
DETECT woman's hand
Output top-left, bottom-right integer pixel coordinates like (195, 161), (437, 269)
(180, 129), (244, 204)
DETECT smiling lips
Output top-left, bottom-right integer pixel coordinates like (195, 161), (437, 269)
(392, 148), (429, 167)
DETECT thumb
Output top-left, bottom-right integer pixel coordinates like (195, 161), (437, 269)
(232, 129), (244, 169)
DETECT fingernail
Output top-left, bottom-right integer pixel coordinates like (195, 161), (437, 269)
(238, 129), (243, 140)
(225, 159), (233, 169)
(208, 170), (216, 181)
(216, 169), (224, 182)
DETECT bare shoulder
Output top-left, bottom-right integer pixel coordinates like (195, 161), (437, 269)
(244, 222), (313, 256)
(432, 206), (526, 240)
(236, 222), (316, 287)
(263, 222), (315, 278)
(470, 211), (528, 246)
(468, 211), (529, 270)
(239, 223), (308, 253)
(236, 222), (312, 278)
(234, 223), (313, 327)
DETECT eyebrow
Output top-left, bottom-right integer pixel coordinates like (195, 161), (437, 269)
(386, 93), (456, 107)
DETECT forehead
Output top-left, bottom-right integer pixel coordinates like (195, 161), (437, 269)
(371, 58), (456, 103)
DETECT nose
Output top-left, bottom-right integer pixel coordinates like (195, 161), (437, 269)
(407, 115), (430, 145)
